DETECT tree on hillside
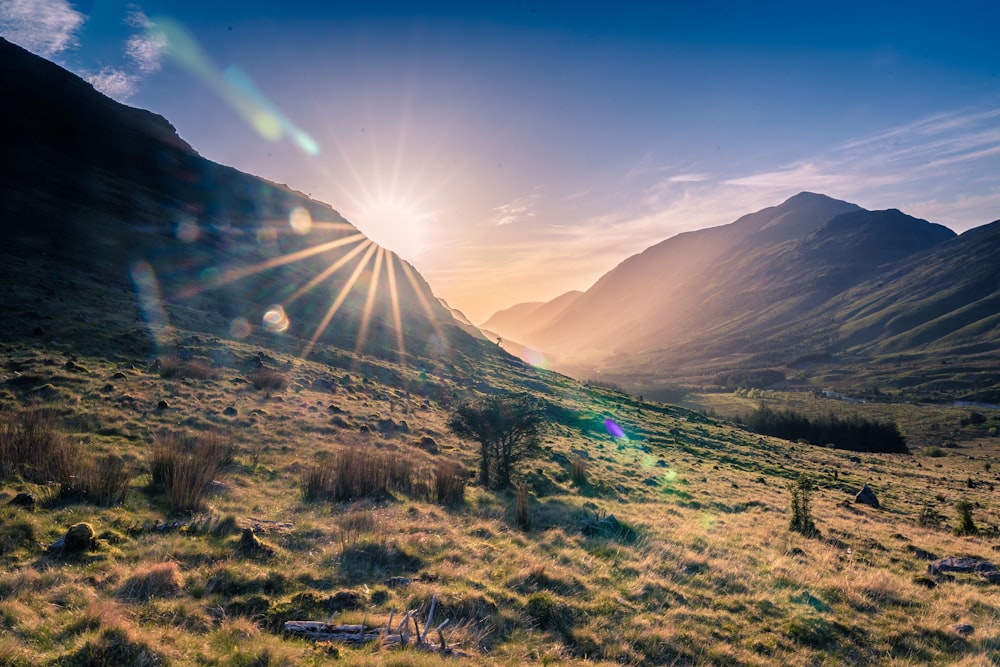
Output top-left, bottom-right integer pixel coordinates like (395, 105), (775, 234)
(448, 393), (545, 490)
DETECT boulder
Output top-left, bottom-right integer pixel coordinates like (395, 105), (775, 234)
(928, 556), (997, 576)
(50, 522), (96, 553)
(854, 484), (880, 508)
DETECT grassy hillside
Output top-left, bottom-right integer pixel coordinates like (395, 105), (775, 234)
(3, 248), (1000, 666)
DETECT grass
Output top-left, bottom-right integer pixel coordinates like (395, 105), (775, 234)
(1, 254), (1000, 665)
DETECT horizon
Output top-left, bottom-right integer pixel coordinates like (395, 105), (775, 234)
(3, 1), (999, 322)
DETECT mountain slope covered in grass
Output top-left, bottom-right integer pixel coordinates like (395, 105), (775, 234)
(3, 35), (1000, 667)
(487, 192), (998, 399)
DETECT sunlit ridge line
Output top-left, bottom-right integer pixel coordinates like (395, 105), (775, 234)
(208, 233), (366, 290)
(300, 242), (378, 360)
(396, 257), (448, 352)
(384, 252), (407, 372)
(353, 247), (385, 357)
(284, 239), (372, 305)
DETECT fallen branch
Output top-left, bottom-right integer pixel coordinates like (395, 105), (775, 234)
(284, 594), (468, 656)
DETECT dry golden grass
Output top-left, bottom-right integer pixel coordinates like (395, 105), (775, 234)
(1, 283), (999, 665)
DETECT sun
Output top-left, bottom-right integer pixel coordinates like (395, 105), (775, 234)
(352, 197), (429, 262)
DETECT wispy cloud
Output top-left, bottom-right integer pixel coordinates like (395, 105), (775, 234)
(86, 5), (166, 100)
(125, 7), (165, 74)
(0, 0), (84, 57)
(86, 67), (140, 100)
(723, 105), (1000, 230)
(491, 190), (541, 226)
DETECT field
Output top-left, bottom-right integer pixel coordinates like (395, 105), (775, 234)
(2, 252), (1000, 666)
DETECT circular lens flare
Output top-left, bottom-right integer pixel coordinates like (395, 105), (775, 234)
(263, 305), (289, 333)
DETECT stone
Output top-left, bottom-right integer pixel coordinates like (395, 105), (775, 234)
(156, 400), (169, 410)
(50, 522), (96, 553)
(928, 556), (997, 576)
(854, 484), (880, 508)
(8, 492), (36, 510)
(953, 623), (974, 637)
(223, 406), (238, 416)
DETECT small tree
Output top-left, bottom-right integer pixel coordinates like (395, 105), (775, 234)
(448, 393), (545, 491)
(954, 499), (978, 536)
(789, 475), (820, 537)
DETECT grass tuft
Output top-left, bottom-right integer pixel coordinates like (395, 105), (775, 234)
(151, 431), (233, 513)
(433, 459), (467, 507)
(299, 446), (415, 502)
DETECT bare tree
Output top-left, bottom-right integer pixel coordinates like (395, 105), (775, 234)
(448, 394), (545, 490)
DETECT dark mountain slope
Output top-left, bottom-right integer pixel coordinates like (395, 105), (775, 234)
(0, 36), (498, 367)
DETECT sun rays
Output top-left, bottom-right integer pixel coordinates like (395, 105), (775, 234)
(170, 210), (450, 372)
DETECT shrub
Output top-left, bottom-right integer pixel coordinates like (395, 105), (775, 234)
(569, 456), (588, 486)
(433, 460), (467, 507)
(789, 475), (820, 537)
(299, 446), (415, 502)
(515, 486), (531, 531)
(954, 499), (978, 536)
(918, 503), (943, 529)
(250, 369), (288, 394)
(920, 445), (945, 458)
(151, 431), (233, 513)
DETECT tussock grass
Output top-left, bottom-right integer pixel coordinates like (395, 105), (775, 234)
(433, 459), (467, 506)
(249, 368), (289, 393)
(118, 562), (183, 602)
(158, 356), (217, 380)
(300, 446), (416, 502)
(0, 408), (80, 486)
(151, 431), (233, 513)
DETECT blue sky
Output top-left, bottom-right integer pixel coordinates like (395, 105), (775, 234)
(3, 0), (999, 322)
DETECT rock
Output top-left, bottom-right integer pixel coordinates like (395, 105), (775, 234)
(327, 404), (345, 414)
(111, 372), (127, 379)
(981, 572), (1000, 585)
(51, 522), (96, 553)
(156, 400), (169, 410)
(236, 527), (274, 558)
(101, 384), (115, 392)
(570, 448), (590, 460)
(386, 576), (410, 588)
(223, 406), (238, 416)
(417, 435), (438, 453)
(854, 484), (880, 508)
(147, 358), (162, 373)
(312, 378), (334, 391)
(64, 360), (87, 373)
(913, 548), (938, 561)
(953, 623), (974, 637)
(928, 557), (998, 576)
(848, 455), (862, 463)
(8, 492), (36, 511)
(912, 576), (937, 589)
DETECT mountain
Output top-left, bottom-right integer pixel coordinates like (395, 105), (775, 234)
(0, 36), (493, 366)
(480, 290), (582, 343)
(487, 192), (999, 398)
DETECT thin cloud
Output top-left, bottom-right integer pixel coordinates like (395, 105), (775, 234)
(0, 0), (84, 57)
(492, 192), (540, 226)
(124, 6), (165, 74)
(669, 173), (711, 183)
(86, 67), (140, 99)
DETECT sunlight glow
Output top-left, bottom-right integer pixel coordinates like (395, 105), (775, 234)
(354, 247), (386, 356)
(301, 242), (378, 360)
(354, 198), (429, 261)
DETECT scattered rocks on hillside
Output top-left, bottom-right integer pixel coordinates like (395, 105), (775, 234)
(854, 484), (880, 508)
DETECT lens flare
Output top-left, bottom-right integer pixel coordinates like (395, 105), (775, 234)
(263, 305), (290, 333)
(289, 207), (312, 235)
(604, 418), (626, 439)
(130, 261), (173, 352)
